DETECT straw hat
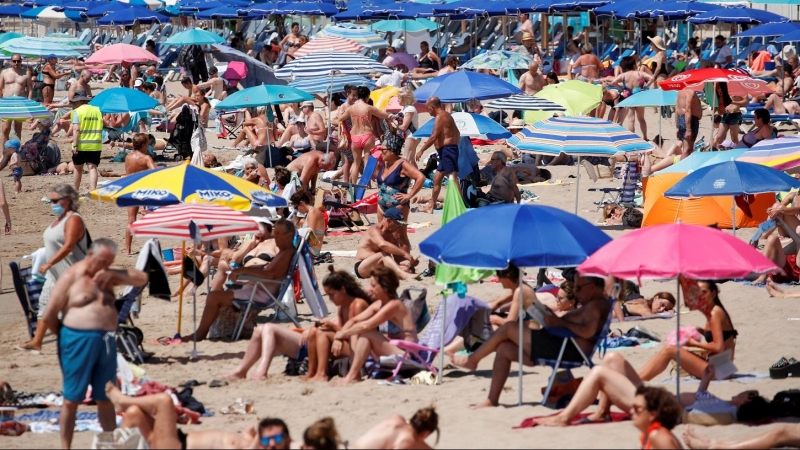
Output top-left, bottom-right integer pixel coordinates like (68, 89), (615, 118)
(648, 36), (667, 52)
(781, 45), (796, 60)
(522, 32), (534, 42)
(508, 118), (526, 129)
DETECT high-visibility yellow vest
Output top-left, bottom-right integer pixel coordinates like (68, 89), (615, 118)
(76, 105), (103, 152)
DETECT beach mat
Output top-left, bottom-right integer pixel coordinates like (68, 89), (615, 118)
(657, 372), (770, 386)
(611, 312), (676, 323)
(327, 228), (417, 237)
(515, 411), (630, 429)
(518, 180), (568, 187)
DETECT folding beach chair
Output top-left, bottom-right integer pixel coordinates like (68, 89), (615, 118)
(9, 254), (44, 339)
(323, 154), (379, 231)
(215, 108), (245, 139)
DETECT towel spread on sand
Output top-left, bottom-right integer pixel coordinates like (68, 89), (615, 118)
(515, 412), (630, 429)
(518, 180), (567, 187)
(611, 312), (676, 323)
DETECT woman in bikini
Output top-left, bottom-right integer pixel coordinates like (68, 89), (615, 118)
(290, 190), (327, 252)
(608, 56), (653, 140)
(376, 134), (425, 240)
(338, 86), (393, 184)
(613, 291), (676, 321)
(281, 118), (316, 155)
(301, 266), (372, 382)
(737, 108), (773, 149)
(647, 36), (670, 86)
(572, 44), (603, 81)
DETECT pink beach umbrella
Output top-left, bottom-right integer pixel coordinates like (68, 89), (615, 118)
(86, 43), (159, 65)
(577, 223), (779, 397)
(293, 36), (365, 59)
(383, 51), (419, 70)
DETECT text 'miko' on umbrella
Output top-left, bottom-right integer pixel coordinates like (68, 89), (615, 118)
(0, 96), (53, 121)
(275, 51), (392, 79)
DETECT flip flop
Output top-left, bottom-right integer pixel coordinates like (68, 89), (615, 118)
(180, 380), (206, 388)
(152, 336), (181, 346)
(14, 344), (41, 355)
(209, 380), (228, 388)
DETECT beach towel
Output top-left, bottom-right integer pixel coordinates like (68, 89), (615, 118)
(518, 180), (567, 187)
(417, 294), (492, 357)
(515, 412), (630, 429)
(611, 312), (675, 323)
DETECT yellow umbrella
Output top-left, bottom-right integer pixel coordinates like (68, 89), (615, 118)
(370, 86), (399, 110)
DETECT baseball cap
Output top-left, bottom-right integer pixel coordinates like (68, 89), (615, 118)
(295, 117), (306, 124)
(383, 207), (406, 225)
(301, 100), (314, 108)
(4, 139), (20, 151)
(46, 54), (57, 60)
(134, 78), (143, 87)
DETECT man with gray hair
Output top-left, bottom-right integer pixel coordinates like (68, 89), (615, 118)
(483, 151), (521, 205)
(285, 150), (335, 192)
(41, 238), (148, 449)
(68, 69), (93, 103)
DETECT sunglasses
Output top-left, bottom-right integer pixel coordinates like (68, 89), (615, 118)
(11, 59), (21, 63)
(49, 196), (64, 204)
(260, 434), (284, 446)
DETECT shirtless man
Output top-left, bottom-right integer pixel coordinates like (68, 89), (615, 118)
(196, 66), (226, 100)
(285, 149), (335, 192)
(40, 238), (148, 449)
(103, 383), (288, 449)
(0, 53), (32, 143)
(518, 61), (545, 95)
(676, 87), (702, 158)
(279, 22), (302, 64)
(124, 133), (156, 255)
(68, 69), (93, 103)
(353, 207), (419, 281)
(301, 101), (327, 149)
(350, 407), (439, 449)
(416, 97), (460, 214)
(41, 54), (70, 105)
(484, 151), (521, 204)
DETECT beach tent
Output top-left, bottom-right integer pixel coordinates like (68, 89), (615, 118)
(642, 150), (771, 228)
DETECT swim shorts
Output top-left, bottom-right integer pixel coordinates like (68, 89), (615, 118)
(772, 254), (800, 284)
(529, 329), (585, 363)
(677, 115), (701, 141)
(73, 150), (101, 166)
(11, 167), (22, 182)
(436, 145), (459, 173)
(354, 260), (366, 279)
(714, 113), (742, 126)
(58, 326), (117, 402)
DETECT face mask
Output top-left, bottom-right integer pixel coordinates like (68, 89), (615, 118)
(234, 170), (244, 177)
(51, 204), (64, 215)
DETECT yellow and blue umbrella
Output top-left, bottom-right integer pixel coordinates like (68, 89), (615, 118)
(89, 162), (287, 210)
(0, 96), (53, 121)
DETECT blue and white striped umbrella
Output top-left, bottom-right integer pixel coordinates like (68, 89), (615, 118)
(508, 116), (653, 156)
(275, 51), (391, 79)
(485, 94), (565, 111)
(317, 24), (387, 49)
(415, 112), (511, 140)
(0, 96), (53, 121)
(0, 37), (82, 58)
(289, 74), (376, 95)
(20, 5), (87, 21)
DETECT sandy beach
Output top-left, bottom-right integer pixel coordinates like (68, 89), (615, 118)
(1, 80), (799, 449)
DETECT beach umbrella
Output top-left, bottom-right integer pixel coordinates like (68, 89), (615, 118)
(130, 203), (260, 359)
(275, 51), (392, 79)
(216, 84), (313, 110)
(383, 51), (418, 69)
(332, 2), (406, 21)
(660, 69), (771, 97)
(0, 37), (81, 58)
(85, 0), (141, 17)
(85, 43), (159, 65)
(372, 18), (439, 33)
(62, 1), (112, 11)
(415, 112), (511, 140)
(420, 203), (612, 404)
(534, 80), (602, 116)
(248, 1), (339, 17)
(433, 0), (518, 15)
(509, 116), (653, 214)
(0, 96), (53, 121)
(0, 5), (30, 17)
(643, 1), (717, 20)
(738, 22), (800, 39)
(369, 85), (399, 110)
(89, 87), (158, 114)
(615, 89), (678, 108)
(317, 24), (388, 49)
(96, 6), (169, 25)
(0, 33), (25, 46)
(88, 161), (287, 210)
(292, 36), (364, 59)
(664, 160), (800, 235)
(211, 44), (285, 88)
(485, 94), (566, 111)
(688, 7), (789, 24)
(461, 50), (532, 71)
(577, 222), (779, 398)
(289, 74), (375, 94)
(46, 35), (91, 53)
(413, 71), (522, 103)
(118, 0), (163, 7)
(737, 137), (800, 172)
(195, 6), (245, 19)
(776, 29), (800, 43)
(164, 28), (225, 46)
(20, 5), (87, 21)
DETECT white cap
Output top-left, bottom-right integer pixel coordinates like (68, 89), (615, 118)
(134, 78), (143, 87)
(301, 100), (314, 108)
(252, 216), (273, 226)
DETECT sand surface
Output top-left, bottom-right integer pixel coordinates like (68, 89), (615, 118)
(1, 80), (799, 449)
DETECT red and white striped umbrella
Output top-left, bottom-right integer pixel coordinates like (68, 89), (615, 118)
(129, 203), (260, 240)
(293, 36), (365, 58)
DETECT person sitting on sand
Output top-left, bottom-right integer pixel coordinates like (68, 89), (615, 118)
(350, 406), (439, 449)
(487, 264), (538, 328)
(449, 274), (611, 408)
(613, 291), (676, 321)
(537, 353), (767, 427)
(180, 219), (296, 343)
(222, 266), (371, 381)
(683, 423), (800, 449)
(479, 151), (521, 205)
(754, 217), (800, 285)
(332, 267), (418, 385)
(102, 381), (289, 449)
(353, 207), (420, 281)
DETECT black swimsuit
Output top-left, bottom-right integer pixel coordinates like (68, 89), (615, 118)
(242, 253), (272, 265)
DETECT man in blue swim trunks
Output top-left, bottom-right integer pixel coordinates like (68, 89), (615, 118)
(416, 96), (461, 214)
(41, 238), (148, 449)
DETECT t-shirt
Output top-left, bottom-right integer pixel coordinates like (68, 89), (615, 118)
(715, 45), (733, 64)
(376, 70), (405, 88)
(400, 105), (418, 138)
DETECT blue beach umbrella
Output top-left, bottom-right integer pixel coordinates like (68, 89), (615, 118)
(195, 6), (246, 18)
(86, 0), (139, 17)
(737, 22), (800, 39)
(96, 6), (168, 25)
(644, 1), (717, 20)
(21, 5), (87, 21)
(288, 74), (376, 95)
(165, 28), (225, 46)
(62, 1), (110, 11)
(0, 36), (81, 57)
(616, 89), (678, 108)
(332, 2), (405, 21)
(688, 7), (789, 24)
(0, 33), (25, 46)
(216, 84), (313, 110)
(414, 112), (511, 140)
(0, 5), (31, 16)
(249, 1), (338, 17)
(413, 70), (521, 103)
(90, 88), (158, 114)
(0, 96), (53, 121)
(485, 94), (566, 111)
(775, 29), (800, 43)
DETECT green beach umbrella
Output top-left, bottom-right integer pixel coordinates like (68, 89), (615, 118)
(535, 80), (602, 116)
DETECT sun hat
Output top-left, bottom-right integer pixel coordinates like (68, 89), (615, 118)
(648, 36), (667, 52)
(508, 118), (526, 129)
(301, 100), (314, 108)
(522, 32), (534, 42)
(781, 45), (796, 61)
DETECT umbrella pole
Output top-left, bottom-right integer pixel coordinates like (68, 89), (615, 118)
(675, 278), (681, 400)
(176, 241), (186, 337)
(326, 71), (333, 155)
(731, 196), (736, 237)
(518, 273), (524, 406)
(574, 155), (581, 215)
(438, 291), (447, 385)
(191, 245), (199, 360)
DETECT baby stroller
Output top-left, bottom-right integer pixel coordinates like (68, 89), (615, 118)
(167, 104), (196, 160)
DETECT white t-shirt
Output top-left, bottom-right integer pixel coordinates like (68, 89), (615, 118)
(401, 105), (418, 138)
(715, 45), (733, 65)
(376, 70), (405, 88)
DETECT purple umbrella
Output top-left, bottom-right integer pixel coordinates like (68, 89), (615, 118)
(383, 51), (418, 70)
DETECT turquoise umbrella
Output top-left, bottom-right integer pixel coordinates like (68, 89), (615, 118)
(90, 88), (158, 114)
(164, 28), (225, 46)
(372, 18), (440, 33)
(215, 85), (314, 110)
(615, 88), (678, 108)
(0, 96), (53, 121)
(0, 32), (24, 46)
(461, 50), (531, 71)
(0, 37), (81, 58)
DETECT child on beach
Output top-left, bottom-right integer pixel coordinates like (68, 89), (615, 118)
(5, 139), (21, 194)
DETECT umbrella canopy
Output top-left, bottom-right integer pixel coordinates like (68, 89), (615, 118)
(195, 5), (244, 19)
(461, 50), (531, 71)
(129, 203), (260, 240)
(293, 36), (364, 59)
(211, 44), (285, 88)
(164, 28), (225, 46)
(118, 0), (163, 7)
(688, 7), (789, 24)
(0, 37), (81, 58)
(738, 22), (800, 39)
(776, 29), (800, 43)
(86, 0), (141, 17)
(369, 85), (399, 110)
(383, 51), (418, 69)
(317, 24), (387, 49)
(275, 51), (392, 79)
(737, 137), (800, 171)
(85, 43), (159, 65)
(577, 223), (778, 280)
(534, 80), (602, 116)
(485, 94), (565, 111)
(20, 5), (87, 21)
(642, 1), (717, 20)
(413, 71), (522, 103)
(89, 87), (158, 113)
(249, 1), (338, 16)
(664, 160), (800, 198)
(88, 162), (287, 210)
(660, 68), (771, 97)
(0, 96), (53, 121)
(0, 5), (30, 17)
(47, 36), (91, 53)
(288, 73), (376, 95)
(0, 33), (24, 46)
(415, 112), (511, 140)
(508, 116), (653, 156)
(96, 6), (169, 25)
(216, 84), (314, 110)
(372, 18), (439, 32)
(616, 89), (678, 108)
(661, 148), (746, 174)
(420, 203), (611, 269)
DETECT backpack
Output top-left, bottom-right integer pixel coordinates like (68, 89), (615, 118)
(167, 105), (196, 159)
(41, 142), (61, 171)
(771, 390), (800, 418)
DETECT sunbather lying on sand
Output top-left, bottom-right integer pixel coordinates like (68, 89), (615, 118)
(613, 291), (675, 321)
(349, 407), (439, 449)
(766, 278), (800, 298)
(683, 423), (800, 449)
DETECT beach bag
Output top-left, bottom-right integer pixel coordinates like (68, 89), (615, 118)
(622, 207), (643, 228)
(772, 390), (800, 418)
(284, 357), (308, 376)
(92, 427), (149, 449)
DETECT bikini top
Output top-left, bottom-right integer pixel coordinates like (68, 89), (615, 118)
(640, 422), (663, 450)
(243, 253), (272, 265)
(377, 161), (409, 191)
(704, 329), (738, 343)
(292, 136), (310, 149)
